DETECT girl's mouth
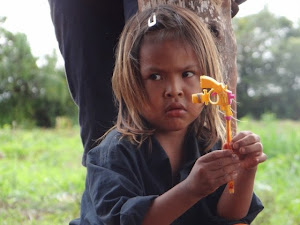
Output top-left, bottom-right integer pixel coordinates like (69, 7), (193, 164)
(165, 103), (186, 117)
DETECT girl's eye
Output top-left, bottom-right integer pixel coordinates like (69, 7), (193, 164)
(149, 74), (162, 80)
(182, 71), (195, 78)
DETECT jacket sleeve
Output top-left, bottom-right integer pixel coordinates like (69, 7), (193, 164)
(85, 144), (157, 225)
(205, 185), (264, 225)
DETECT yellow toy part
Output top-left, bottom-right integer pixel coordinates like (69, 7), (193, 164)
(192, 76), (235, 119)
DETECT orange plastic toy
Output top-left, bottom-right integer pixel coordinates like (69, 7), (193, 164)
(192, 75), (235, 194)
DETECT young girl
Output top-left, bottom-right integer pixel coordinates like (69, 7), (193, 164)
(71, 5), (267, 225)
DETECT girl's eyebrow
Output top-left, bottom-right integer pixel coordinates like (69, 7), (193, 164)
(182, 65), (201, 70)
(175, 65), (202, 73)
(142, 64), (201, 73)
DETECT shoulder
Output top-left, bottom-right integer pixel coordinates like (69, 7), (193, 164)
(86, 129), (144, 166)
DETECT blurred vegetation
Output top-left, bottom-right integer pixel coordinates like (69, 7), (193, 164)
(0, 9), (300, 128)
(233, 8), (300, 120)
(0, 117), (299, 224)
(0, 125), (85, 225)
(0, 17), (77, 128)
(237, 115), (300, 225)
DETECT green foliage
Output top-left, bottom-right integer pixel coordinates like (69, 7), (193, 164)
(0, 19), (77, 128)
(233, 8), (300, 120)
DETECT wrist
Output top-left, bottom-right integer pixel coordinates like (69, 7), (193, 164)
(237, 166), (257, 181)
(179, 179), (203, 205)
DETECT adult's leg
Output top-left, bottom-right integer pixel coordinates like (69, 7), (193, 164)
(48, 0), (138, 166)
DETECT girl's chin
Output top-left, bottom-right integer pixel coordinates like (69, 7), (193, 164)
(155, 124), (189, 133)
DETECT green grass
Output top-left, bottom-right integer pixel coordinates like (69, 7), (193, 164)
(238, 116), (300, 225)
(0, 117), (299, 224)
(0, 126), (85, 225)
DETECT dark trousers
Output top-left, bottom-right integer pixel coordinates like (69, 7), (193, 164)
(48, 0), (138, 166)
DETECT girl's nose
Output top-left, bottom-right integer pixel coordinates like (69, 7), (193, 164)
(164, 80), (184, 98)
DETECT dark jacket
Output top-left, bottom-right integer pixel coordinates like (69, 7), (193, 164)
(71, 129), (263, 225)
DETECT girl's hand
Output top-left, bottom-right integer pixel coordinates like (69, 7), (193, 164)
(229, 131), (267, 170)
(183, 150), (240, 200)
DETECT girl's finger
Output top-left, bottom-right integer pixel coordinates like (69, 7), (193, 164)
(215, 171), (238, 187)
(257, 153), (268, 164)
(232, 132), (260, 150)
(213, 162), (240, 177)
(242, 152), (267, 169)
(199, 150), (233, 163)
(231, 131), (252, 142)
(208, 155), (240, 171)
(238, 142), (263, 155)
(203, 167), (239, 190)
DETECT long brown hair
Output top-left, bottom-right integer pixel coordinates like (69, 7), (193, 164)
(111, 4), (226, 151)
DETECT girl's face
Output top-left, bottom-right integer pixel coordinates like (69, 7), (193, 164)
(139, 38), (204, 135)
